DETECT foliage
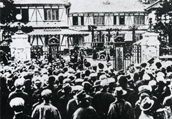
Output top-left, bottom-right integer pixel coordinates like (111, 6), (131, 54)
(0, 0), (16, 24)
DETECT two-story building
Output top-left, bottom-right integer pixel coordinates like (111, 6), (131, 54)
(68, 0), (151, 49)
(12, 0), (89, 59)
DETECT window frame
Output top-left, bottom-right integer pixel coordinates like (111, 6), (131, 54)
(73, 16), (78, 25)
(80, 16), (84, 25)
(134, 15), (145, 25)
(93, 16), (105, 25)
(114, 16), (117, 25)
(44, 8), (59, 21)
(119, 16), (125, 25)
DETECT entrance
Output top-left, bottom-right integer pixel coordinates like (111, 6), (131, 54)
(48, 37), (60, 62)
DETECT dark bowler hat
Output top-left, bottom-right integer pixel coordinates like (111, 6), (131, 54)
(98, 63), (104, 69)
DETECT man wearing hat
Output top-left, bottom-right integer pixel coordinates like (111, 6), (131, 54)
(72, 90), (100, 119)
(92, 79), (115, 119)
(107, 86), (135, 119)
(67, 89), (92, 119)
(57, 84), (73, 119)
(32, 89), (61, 119)
(139, 97), (154, 119)
(8, 78), (30, 112)
(9, 97), (31, 119)
(97, 63), (105, 80)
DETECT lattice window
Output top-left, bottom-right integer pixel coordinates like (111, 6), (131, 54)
(134, 15), (145, 25)
(44, 9), (59, 21)
(93, 16), (104, 25)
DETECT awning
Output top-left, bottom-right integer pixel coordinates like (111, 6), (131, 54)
(28, 29), (89, 36)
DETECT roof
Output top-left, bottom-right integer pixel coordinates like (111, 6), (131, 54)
(28, 29), (89, 36)
(69, 0), (146, 13)
(145, 0), (161, 11)
(13, 0), (70, 5)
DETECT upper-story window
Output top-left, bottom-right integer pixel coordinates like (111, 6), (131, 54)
(114, 16), (117, 25)
(80, 16), (84, 25)
(94, 16), (104, 25)
(73, 16), (78, 25)
(134, 15), (145, 25)
(44, 9), (59, 21)
(119, 16), (125, 25)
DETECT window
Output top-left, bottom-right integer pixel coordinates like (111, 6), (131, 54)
(114, 16), (117, 25)
(22, 9), (29, 23)
(44, 9), (59, 21)
(93, 16), (104, 25)
(119, 16), (125, 25)
(81, 16), (84, 25)
(73, 16), (78, 25)
(134, 16), (145, 25)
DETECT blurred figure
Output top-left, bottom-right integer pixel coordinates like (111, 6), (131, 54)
(31, 89), (61, 119)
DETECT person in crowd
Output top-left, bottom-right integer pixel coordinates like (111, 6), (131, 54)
(72, 90), (100, 119)
(31, 89), (62, 119)
(9, 97), (31, 119)
(139, 97), (154, 119)
(2, 49), (172, 119)
(107, 86), (135, 119)
(92, 79), (115, 119)
(8, 78), (30, 112)
(57, 84), (73, 119)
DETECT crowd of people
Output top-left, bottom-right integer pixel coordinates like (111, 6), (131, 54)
(1, 52), (172, 119)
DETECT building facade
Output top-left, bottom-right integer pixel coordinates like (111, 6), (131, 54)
(68, 0), (152, 49)
(12, 0), (89, 59)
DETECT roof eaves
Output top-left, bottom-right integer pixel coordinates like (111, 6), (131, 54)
(145, 0), (160, 11)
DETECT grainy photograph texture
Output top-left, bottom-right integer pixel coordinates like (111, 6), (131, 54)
(1, 0), (172, 119)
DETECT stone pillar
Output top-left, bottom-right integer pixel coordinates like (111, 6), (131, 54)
(10, 31), (31, 62)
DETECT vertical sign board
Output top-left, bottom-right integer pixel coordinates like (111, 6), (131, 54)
(115, 47), (124, 70)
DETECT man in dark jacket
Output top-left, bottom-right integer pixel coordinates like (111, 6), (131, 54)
(31, 89), (61, 119)
(107, 86), (135, 119)
(72, 90), (100, 119)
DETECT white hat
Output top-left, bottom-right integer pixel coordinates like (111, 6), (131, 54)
(138, 85), (152, 93)
(156, 76), (166, 83)
(9, 97), (25, 108)
(100, 79), (109, 87)
(156, 72), (165, 78)
(142, 73), (151, 81)
(41, 89), (52, 97)
(148, 80), (157, 87)
(14, 78), (25, 87)
(99, 75), (107, 80)
(140, 97), (154, 111)
(107, 78), (116, 84)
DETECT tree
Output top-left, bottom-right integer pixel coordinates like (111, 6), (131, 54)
(0, 0), (16, 24)
(154, 0), (172, 47)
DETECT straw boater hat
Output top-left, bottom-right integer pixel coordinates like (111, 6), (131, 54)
(140, 97), (154, 111)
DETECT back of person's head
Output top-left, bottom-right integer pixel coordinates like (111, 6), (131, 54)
(9, 97), (25, 112)
(155, 62), (162, 69)
(118, 75), (128, 88)
(41, 89), (52, 102)
(166, 66), (172, 73)
(48, 75), (55, 85)
(14, 78), (25, 90)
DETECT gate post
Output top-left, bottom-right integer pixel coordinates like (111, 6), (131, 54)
(114, 36), (125, 71)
